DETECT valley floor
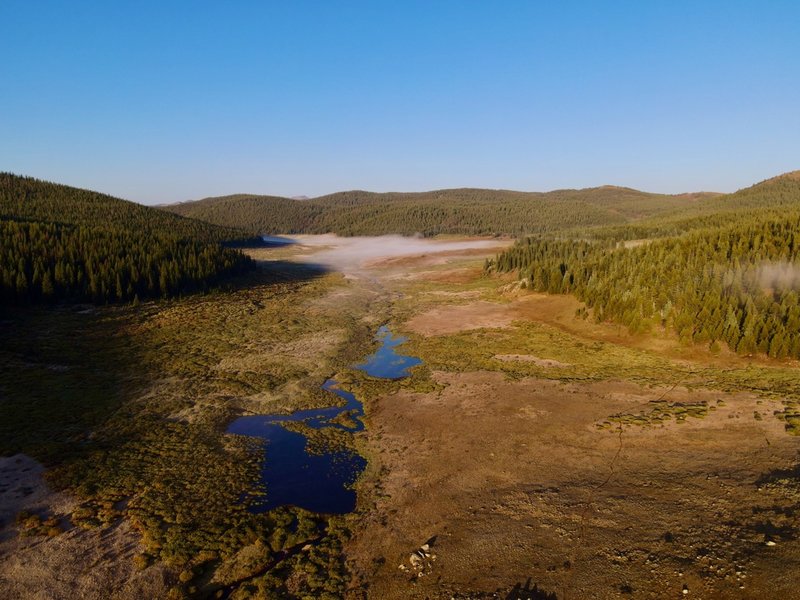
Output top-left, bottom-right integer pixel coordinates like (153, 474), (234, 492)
(338, 240), (800, 600)
(1, 236), (799, 599)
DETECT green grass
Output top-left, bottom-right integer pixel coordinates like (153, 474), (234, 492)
(774, 400), (800, 435)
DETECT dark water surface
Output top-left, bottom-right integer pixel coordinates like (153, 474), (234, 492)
(357, 325), (422, 379)
(227, 326), (419, 514)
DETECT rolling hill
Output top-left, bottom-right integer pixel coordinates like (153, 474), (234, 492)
(162, 185), (706, 237)
(0, 173), (256, 305)
(489, 171), (800, 361)
(589, 171), (800, 240)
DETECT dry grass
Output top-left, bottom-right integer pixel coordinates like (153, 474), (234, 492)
(4, 236), (800, 599)
(0, 260), (385, 598)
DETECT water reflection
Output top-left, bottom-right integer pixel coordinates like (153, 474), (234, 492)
(227, 326), (419, 514)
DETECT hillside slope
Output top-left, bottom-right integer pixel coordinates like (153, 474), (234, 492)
(489, 171), (800, 363)
(163, 186), (700, 237)
(591, 171), (800, 240)
(0, 174), (255, 305)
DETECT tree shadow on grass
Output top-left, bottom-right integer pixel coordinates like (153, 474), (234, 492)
(223, 259), (330, 290)
(750, 457), (800, 542)
(504, 578), (558, 600)
(256, 259), (329, 285)
(755, 458), (800, 488)
(0, 257), (330, 463)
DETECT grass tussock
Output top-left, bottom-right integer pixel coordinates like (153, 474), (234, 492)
(0, 265), (385, 596)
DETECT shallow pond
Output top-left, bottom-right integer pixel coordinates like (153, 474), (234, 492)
(357, 325), (422, 379)
(227, 326), (419, 514)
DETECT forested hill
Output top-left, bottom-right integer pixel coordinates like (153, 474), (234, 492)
(587, 172), (800, 241)
(0, 173), (255, 305)
(488, 171), (800, 361)
(163, 186), (705, 237)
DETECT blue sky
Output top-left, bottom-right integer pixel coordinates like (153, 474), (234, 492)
(1, 1), (798, 204)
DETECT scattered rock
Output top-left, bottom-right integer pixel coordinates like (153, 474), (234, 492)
(406, 538), (438, 576)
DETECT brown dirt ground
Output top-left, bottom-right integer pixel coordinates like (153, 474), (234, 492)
(5, 238), (799, 599)
(0, 454), (171, 599)
(344, 246), (800, 599)
(405, 301), (521, 336)
(407, 291), (800, 371)
(348, 371), (800, 599)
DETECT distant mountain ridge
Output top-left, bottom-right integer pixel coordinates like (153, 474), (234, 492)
(163, 185), (705, 237)
(161, 172), (799, 238)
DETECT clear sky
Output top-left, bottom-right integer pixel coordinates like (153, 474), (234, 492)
(2, 1), (799, 204)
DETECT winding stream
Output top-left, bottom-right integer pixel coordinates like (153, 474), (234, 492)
(227, 326), (420, 514)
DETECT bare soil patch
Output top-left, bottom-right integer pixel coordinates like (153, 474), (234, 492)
(408, 290), (800, 370)
(348, 371), (800, 599)
(0, 454), (72, 538)
(406, 302), (519, 336)
(0, 455), (171, 599)
(0, 519), (172, 600)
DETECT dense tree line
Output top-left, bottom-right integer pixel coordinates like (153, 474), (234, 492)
(164, 186), (697, 237)
(166, 174), (799, 239)
(489, 206), (800, 359)
(1, 173), (255, 243)
(0, 174), (255, 305)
